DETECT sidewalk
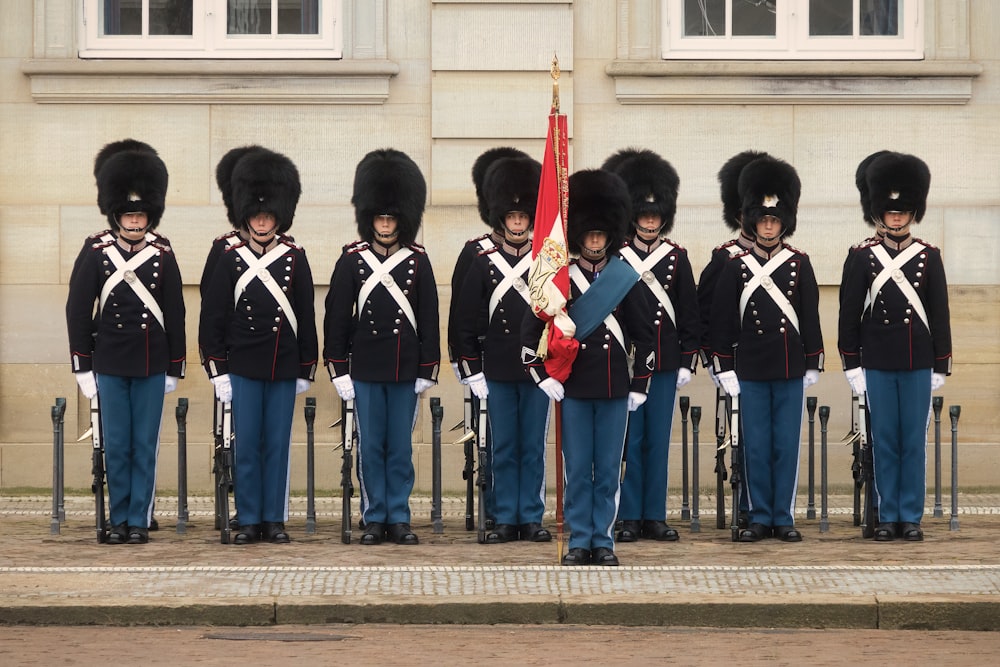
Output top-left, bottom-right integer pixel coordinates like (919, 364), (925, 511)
(2, 493), (999, 630)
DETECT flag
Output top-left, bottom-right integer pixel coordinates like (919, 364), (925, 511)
(527, 101), (578, 382)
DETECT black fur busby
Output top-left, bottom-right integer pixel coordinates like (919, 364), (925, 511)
(230, 148), (301, 234)
(94, 139), (168, 230)
(566, 169), (631, 257)
(601, 148), (680, 236)
(472, 147), (529, 226)
(865, 151), (931, 223)
(738, 156), (801, 238)
(483, 155), (542, 231)
(855, 150), (892, 226)
(352, 148), (427, 246)
(718, 150), (770, 232)
(216, 145), (267, 228)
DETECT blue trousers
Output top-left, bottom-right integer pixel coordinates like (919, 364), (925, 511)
(355, 381), (418, 525)
(620, 370), (678, 522)
(96, 373), (164, 529)
(866, 368), (931, 524)
(486, 380), (550, 526)
(739, 378), (803, 528)
(230, 375), (295, 526)
(561, 397), (628, 551)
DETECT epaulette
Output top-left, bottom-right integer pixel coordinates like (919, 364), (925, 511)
(150, 239), (173, 253)
(782, 242), (807, 257)
(477, 245), (500, 257)
(223, 240), (248, 253)
(662, 238), (686, 252)
(278, 234), (302, 251)
(731, 248), (752, 260)
(911, 237), (939, 251)
(213, 230), (240, 243)
(87, 229), (114, 242)
(856, 237), (881, 250)
(345, 241), (369, 254)
(465, 232), (490, 245)
(407, 242), (428, 254)
(713, 238), (739, 252)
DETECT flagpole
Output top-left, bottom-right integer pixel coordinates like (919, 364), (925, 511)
(549, 55), (566, 564)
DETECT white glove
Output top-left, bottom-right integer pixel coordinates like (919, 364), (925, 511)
(295, 378), (311, 395)
(75, 371), (98, 400)
(717, 370), (740, 397)
(414, 378), (435, 395)
(211, 374), (233, 402)
(466, 372), (489, 400)
(707, 366), (721, 389)
(803, 370), (820, 389)
(844, 367), (866, 395)
(332, 374), (355, 401)
(931, 372), (946, 391)
(164, 376), (178, 394)
(538, 377), (564, 402)
(676, 368), (692, 389)
(627, 391), (647, 412)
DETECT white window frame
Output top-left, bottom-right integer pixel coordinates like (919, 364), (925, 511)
(662, 0), (923, 60)
(79, 0), (343, 59)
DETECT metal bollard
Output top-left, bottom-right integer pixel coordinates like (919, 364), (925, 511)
(431, 397), (444, 534)
(50, 398), (67, 535)
(304, 397), (317, 534)
(690, 405), (701, 533)
(679, 396), (690, 520)
(932, 396), (943, 518)
(949, 405), (961, 531)
(175, 398), (189, 534)
(819, 405), (830, 533)
(806, 397), (817, 520)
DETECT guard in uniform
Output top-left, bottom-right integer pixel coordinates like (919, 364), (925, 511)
(324, 149), (440, 546)
(66, 140), (186, 545)
(522, 169), (656, 566)
(838, 152), (951, 542)
(199, 147), (317, 545)
(602, 148), (701, 543)
(710, 155), (824, 543)
(454, 152), (552, 544)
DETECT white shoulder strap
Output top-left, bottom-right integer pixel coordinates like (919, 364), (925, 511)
(234, 244), (299, 336)
(619, 244), (676, 329)
(569, 264), (626, 352)
(99, 245), (164, 331)
(357, 248), (418, 332)
(737, 248), (799, 333)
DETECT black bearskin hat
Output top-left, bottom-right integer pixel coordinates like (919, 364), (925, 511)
(718, 150), (770, 232)
(230, 148), (301, 235)
(94, 139), (168, 230)
(601, 148), (680, 236)
(855, 150), (892, 226)
(472, 147), (529, 226)
(483, 155), (542, 231)
(566, 169), (631, 257)
(865, 151), (931, 223)
(216, 145), (267, 228)
(738, 156), (801, 238)
(352, 148), (427, 246)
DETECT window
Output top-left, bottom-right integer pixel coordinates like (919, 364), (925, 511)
(81, 0), (342, 58)
(663, 0), (923, 60)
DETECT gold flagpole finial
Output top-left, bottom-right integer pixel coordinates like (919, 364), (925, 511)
(550, 54), (561, 113)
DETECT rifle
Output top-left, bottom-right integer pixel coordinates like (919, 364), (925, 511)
(305, 396), (317, 534)
(679, 396), (690, 520)
(845, 392), (862, 526)
(87, 396), (107, 543)
(218, 400), (234, 544)
(212, 396), (226, 531)
(857, 392), (877, 538)
(727, 394), (742, 542)
(690, 405), (701, 532)
(713, 389), (728, 529)
(457, 386), (477, 531)
(340, 398), (356, 544)
(476, 395), (490, 544)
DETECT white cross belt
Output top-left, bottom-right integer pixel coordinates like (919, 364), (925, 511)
(99, 244), (164, 331)
(357, 248), (418, 333)
(234, 244), (298, 337)
(738, 248), (799, 334)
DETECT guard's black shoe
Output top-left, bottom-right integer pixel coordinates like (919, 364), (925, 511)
(485, 524), (518, 544)
(262, 522), (290, 544)
(149, 517), (159, 531)
(107, 523), (127, 545)
(873, 522), (896, 541)
(617, 520), (642, 543)
(518, 523), (552, 542)
(590, 547), (620, 566)
(738, 523), (769, 543)
(359, 522), (385, 545)
(561, 548), (591, 566)
(233, 524), (260, 545)
(641, 520), (680, 542)
(388, 523), (419, 545)
(126, 527), (149, 544)
(900, 522), (924, 541)
(774, 525), (802, 542)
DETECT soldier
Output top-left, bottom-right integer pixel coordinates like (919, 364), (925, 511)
(838, 152), (951, 542)
(454, 152), (552, 544)
(602, 149), (701, 543)
(66, 140), (185, 545)
(199, 147), (317, 545)
(710, 155), (824, 543)
(324, 149), (440, 546)
(522, 169), (656, 566)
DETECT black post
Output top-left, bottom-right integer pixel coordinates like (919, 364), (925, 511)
(714, 390), (728, 530)
(932, 396), (944, 518)
(679, 396), (690, 520)
(819, 405), (830, 533)
(806, 396), (817, 520)
(305, 397), (316, 534)
(431, 397), (444, 534)
(175, 397), (189, 534)
(949, 405), (961, 531)
(690, 405), (701, 533)
(50, 398), (66, 535)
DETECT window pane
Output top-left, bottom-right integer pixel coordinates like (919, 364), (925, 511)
(102, 0), (142, 36)
(732, 0), (776, 37)
(861, 0), (899, 36)
(279, 0), (319, 35)
(809, 0), (852, 36)
(683, 0), (725, 37)
(150, 0), (193, 36)
(229, 0), (272, 35)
